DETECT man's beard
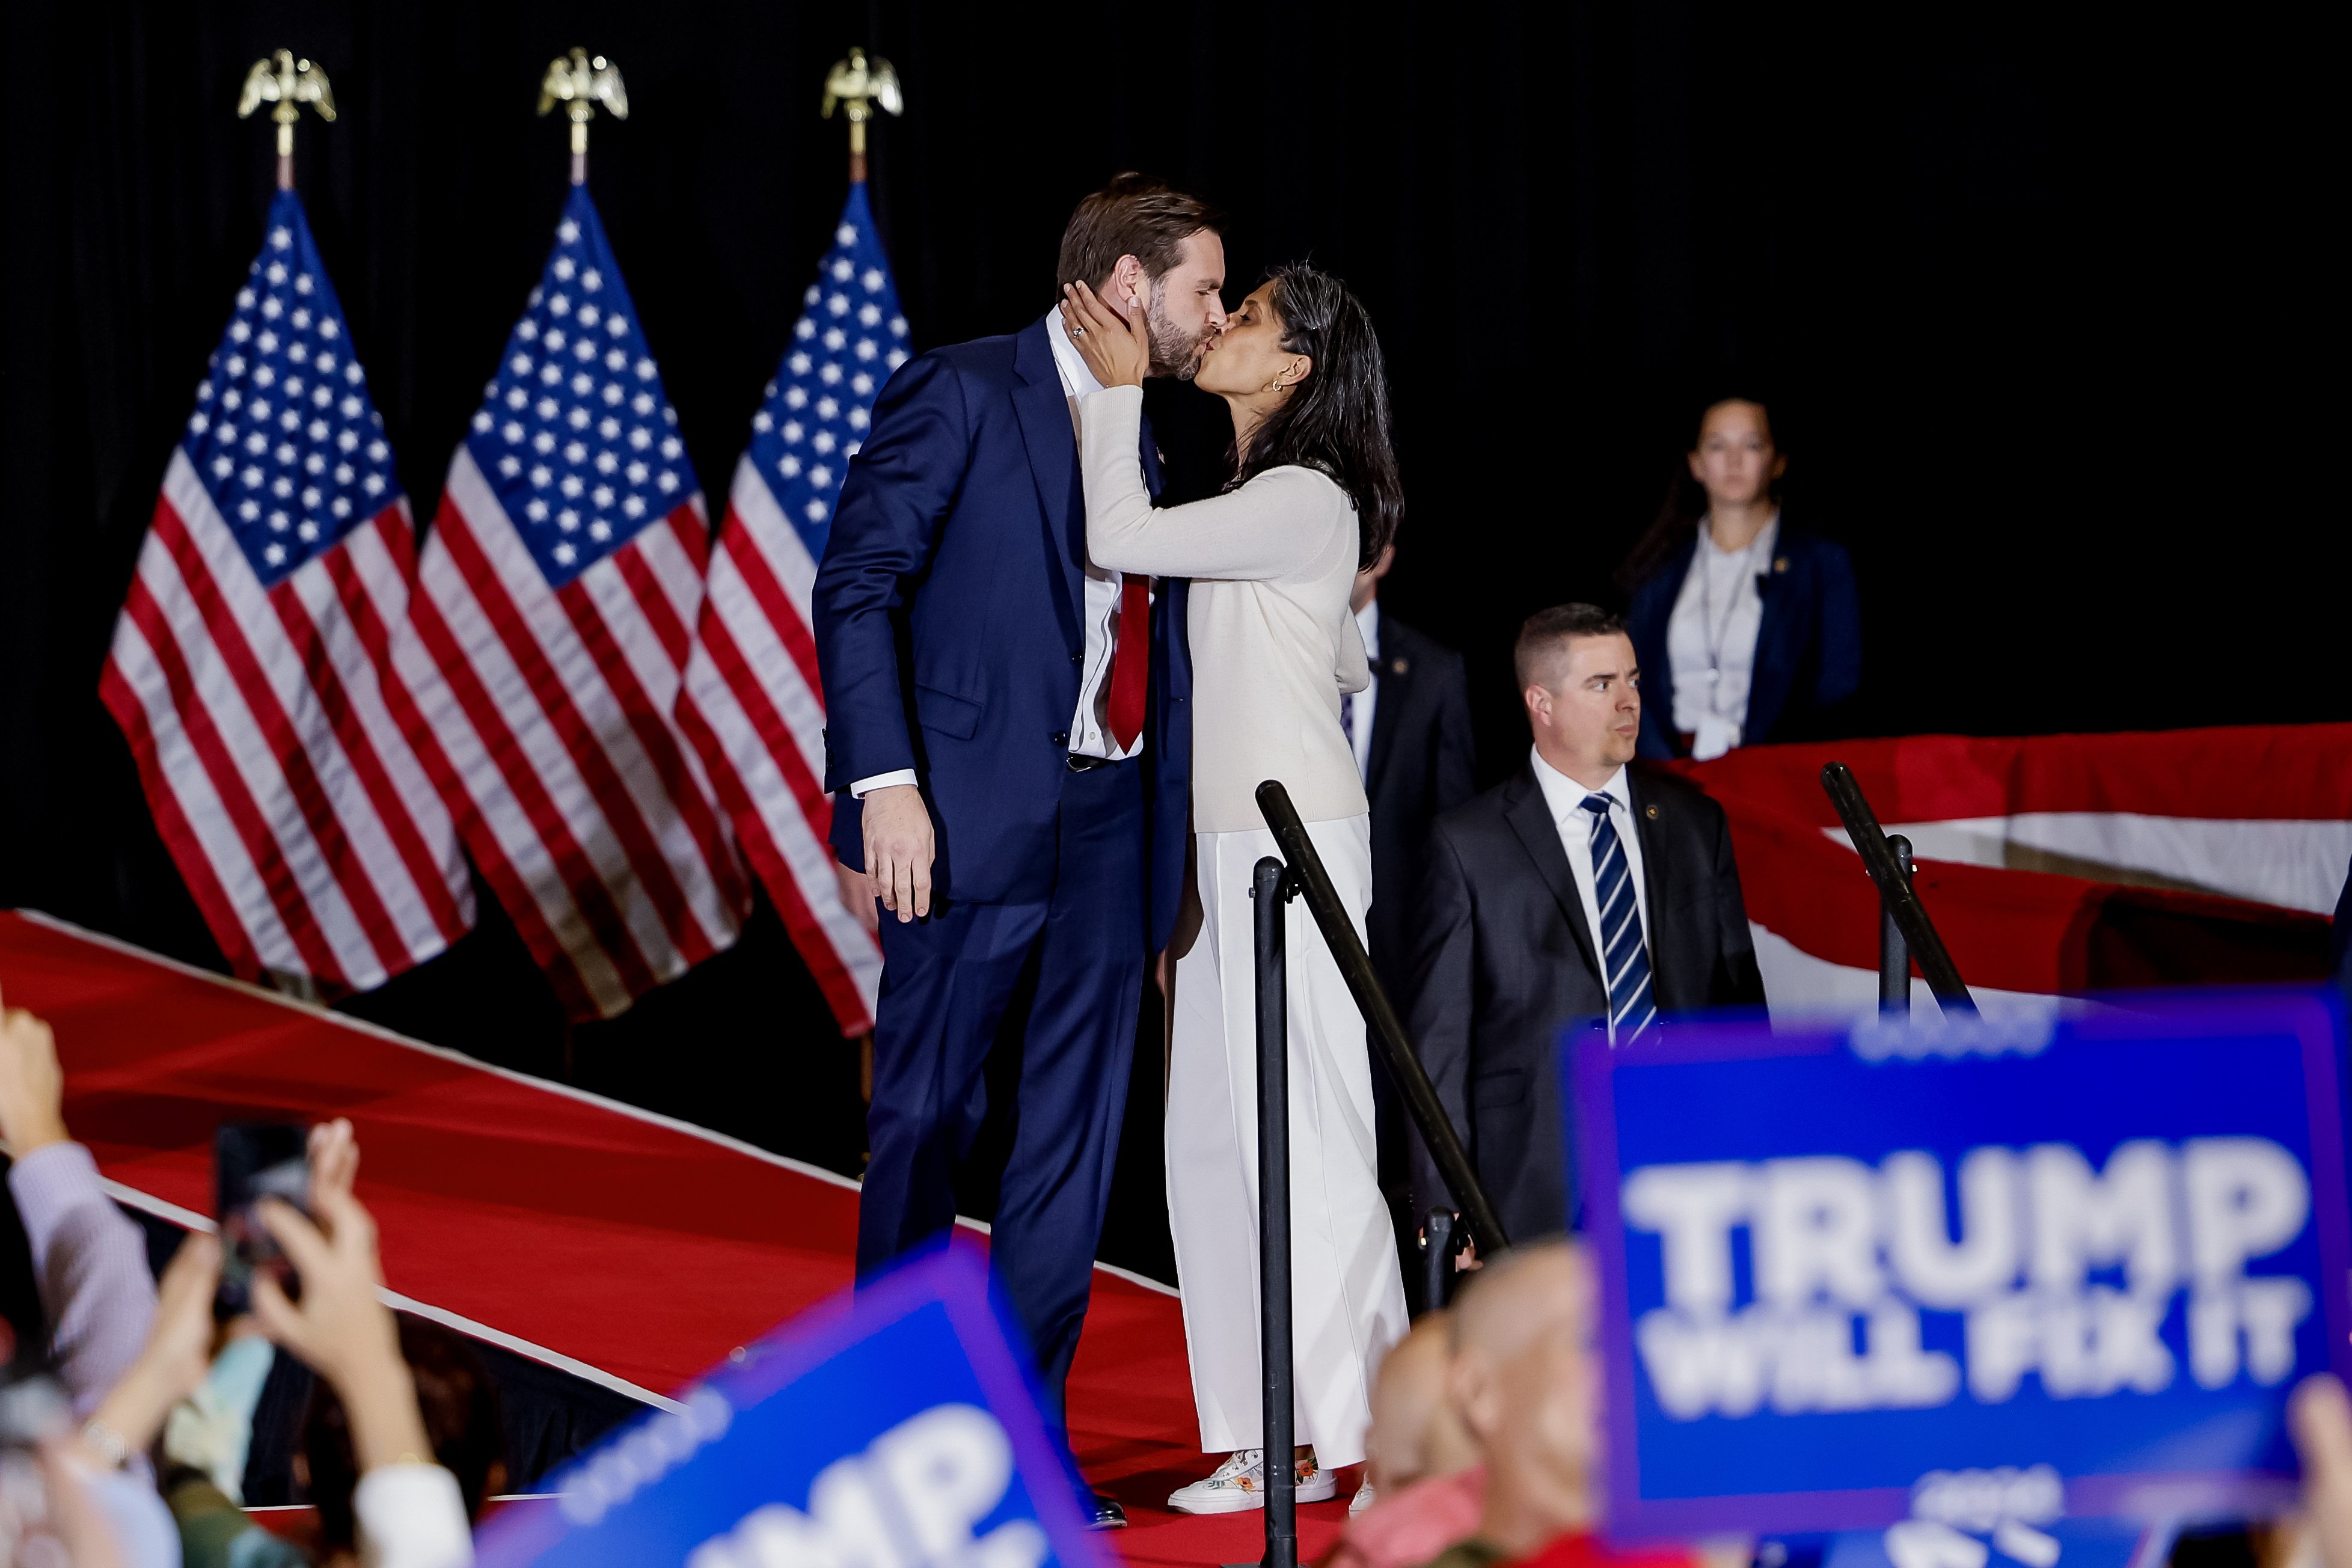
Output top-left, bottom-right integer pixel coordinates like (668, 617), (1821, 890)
(1145, 278), (1210, 381)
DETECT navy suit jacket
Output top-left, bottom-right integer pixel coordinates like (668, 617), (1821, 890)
(813, 317), (1193, 950)
(1626, 521), (1863, 761)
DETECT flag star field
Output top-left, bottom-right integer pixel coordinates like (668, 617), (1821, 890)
(468, 184), (696, 586)
(746, 182), (908, 552)
(181, 189), (400, 588)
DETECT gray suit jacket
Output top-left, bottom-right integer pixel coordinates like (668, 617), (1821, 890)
(1403, 761), (1766, 1242)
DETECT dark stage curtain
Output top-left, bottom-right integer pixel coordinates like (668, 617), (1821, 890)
(1, 2), (2338, 1282)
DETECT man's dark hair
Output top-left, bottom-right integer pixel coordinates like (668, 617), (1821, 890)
(1231, 265), (1404, 568)
(1056, 173), (1223, 290)
(302, 1317), (506, 1548)
(1514, 603), (1627, 690)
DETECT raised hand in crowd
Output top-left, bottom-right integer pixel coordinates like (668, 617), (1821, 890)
(0, 980), (70, 1156)
(249, 1124), (476, 1568)
(2291, 1374), (2352, 1568)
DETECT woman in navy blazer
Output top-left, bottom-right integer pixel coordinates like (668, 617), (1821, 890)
(1620, 397), (1862, 760)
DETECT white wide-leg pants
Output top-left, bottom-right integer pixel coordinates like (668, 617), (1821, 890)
(1165, 815), (1409, 1468)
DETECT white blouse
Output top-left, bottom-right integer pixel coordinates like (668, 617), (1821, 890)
(1077, 385), (1370, 833)
(1665, 513), (1778, 760)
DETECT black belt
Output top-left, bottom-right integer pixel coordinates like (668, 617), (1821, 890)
(1066, 752), (1123, 773)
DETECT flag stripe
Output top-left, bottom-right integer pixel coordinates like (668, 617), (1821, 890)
(721, 470), (827, 703)
(144, 502), (411, 980)
(401, 553), (644, 1016)
(149, 494), (450, 970)
(129, 536), (384, 984)
(444, 461), (740, 958)
(272, 508), (473, 945)
(682, 605), (877, 1029)
(118, 566), (352, 985)
(672, 682), (873, 1029)
(99, 651), (272, 981)
(429, 487), (706, 969)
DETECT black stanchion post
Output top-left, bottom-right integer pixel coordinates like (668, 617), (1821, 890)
(1251, 856), (1297, 1568)
(1819, 762), (1977, 1012)
(1878, 834), (1914, 1017)
(1422, 1207), (1457, 1315)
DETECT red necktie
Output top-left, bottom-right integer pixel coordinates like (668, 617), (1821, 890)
(1105, 577), (1150, 752)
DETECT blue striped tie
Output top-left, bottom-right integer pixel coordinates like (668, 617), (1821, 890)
(1581, 794), (1656, 1040)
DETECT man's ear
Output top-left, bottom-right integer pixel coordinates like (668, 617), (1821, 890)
(1108, 254), (1147, 311)
(1523, 684), (1551, 727)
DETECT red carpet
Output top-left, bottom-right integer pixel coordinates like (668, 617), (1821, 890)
(0, 908), (1355, 1564)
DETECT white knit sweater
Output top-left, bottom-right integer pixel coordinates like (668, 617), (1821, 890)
(1079, 384), (1370, 833)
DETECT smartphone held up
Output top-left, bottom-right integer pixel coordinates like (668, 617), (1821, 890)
(215, 1122), (310, 1318)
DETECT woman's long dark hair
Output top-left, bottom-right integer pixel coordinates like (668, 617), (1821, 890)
(1615, 394), (1782, 593)
(1229, 265), (1403, 568)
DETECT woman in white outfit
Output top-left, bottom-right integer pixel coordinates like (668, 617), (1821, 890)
(1061, 265), (1409, 1516)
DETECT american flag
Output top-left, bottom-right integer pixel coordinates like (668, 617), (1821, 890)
(100, 191), (476, 994)
(675, 184), (907, 1035)
(387, 185), (748, 1020)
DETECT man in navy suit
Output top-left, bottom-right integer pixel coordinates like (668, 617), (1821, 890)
(814, 177), (1224, 1523)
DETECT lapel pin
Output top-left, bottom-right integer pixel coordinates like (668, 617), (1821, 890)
(1646, 804), (1659, 819)
(1391, 657), (1409, 675)
(1773, 557), (1789, 573)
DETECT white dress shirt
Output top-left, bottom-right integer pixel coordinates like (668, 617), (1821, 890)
(1530, 748), (1649, 958)
(1665, 512), (1779, 761)
(1047, 309), (1150, 764)
(1344, 599), (1380, 779)
(848, 313), (1150, 799)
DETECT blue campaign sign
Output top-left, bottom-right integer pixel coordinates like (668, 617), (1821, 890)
(1570, 992), (2352, 1541)
(474, 1243), (1107, 1568)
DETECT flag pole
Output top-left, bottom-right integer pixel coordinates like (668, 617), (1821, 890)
(538, 48), (629, 186)
(822, 47), (904, 186)
(237, 50), (336, 192)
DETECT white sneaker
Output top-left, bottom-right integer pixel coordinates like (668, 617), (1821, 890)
(1349, 1481), (1377, 1518)
(1167, 1450), (1338, 1514)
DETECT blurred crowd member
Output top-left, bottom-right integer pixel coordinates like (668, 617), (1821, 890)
(1344, 544), (1477, 1275)
(1, 984), (156, 1424)
(1618, 397), (1860, 761)
(5, 984), (480, 1567)
(1333, 1315), (1485, 1565)
(2, 983), (179, 1561)
(1406, 608), (1763, 1242)
(1424, 1242), (1696, 1568)
(201, 1122), (480, 1567)
(2290, 1376), (2352, 1568)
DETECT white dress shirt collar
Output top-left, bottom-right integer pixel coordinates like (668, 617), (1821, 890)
(1528, 747), (1649, 1015)
(1531, 747), (1631, 827)
(1355, 597), (1381, 660)
(1045, 308), (1106, 399)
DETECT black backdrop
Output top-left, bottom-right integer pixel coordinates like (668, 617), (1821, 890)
(3, 2), (2339, 1279)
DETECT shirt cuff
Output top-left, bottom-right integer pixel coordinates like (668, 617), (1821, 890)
(354, 1463), (474, 1568)
(850, 770), (918, 798)
(5, 1141), (109, 1261)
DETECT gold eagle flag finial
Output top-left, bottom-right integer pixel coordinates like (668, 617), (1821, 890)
(537, 47), (629, 184)
(821, 47), (902, 181)
(237, 49), (336, 188)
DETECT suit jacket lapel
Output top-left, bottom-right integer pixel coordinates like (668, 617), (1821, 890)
(1365, 649), (1403, 795)
(1011, 317), (1085, 639)
(1502, 767), (1603, 986)
(1626, 772), (1676, 1009)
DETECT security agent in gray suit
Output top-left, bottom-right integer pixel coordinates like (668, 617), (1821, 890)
(1404, 604), (1766, 1243)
